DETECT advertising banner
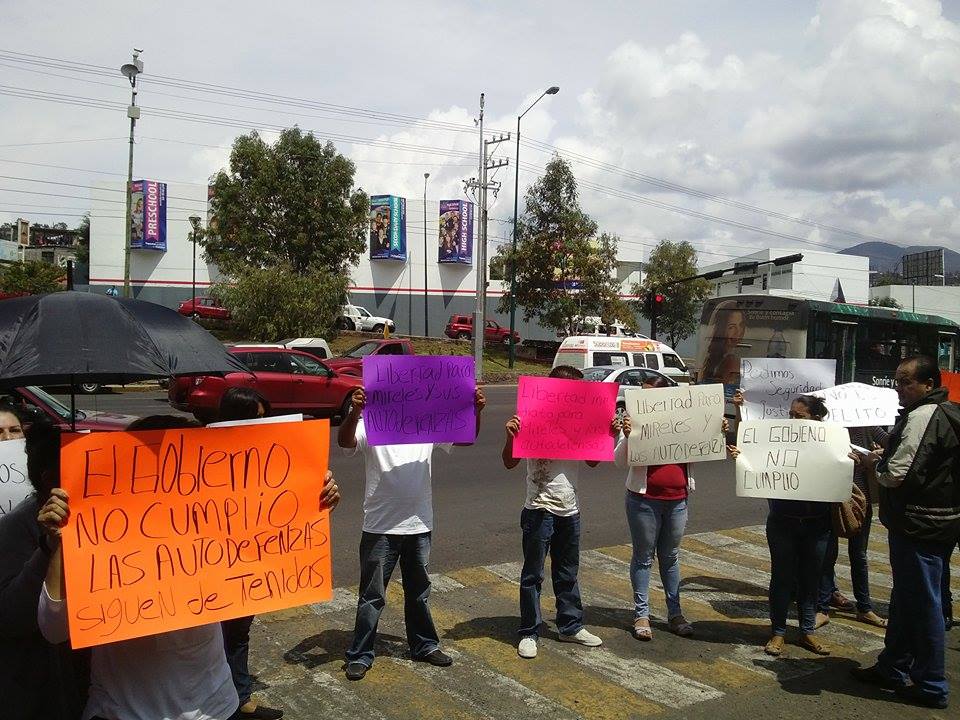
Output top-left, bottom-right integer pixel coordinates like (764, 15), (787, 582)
(438, 200), (474, 265)
(59, 420), (332, 648)
(513, 376), (618, 461)
(740, 358), (836, 420)
(0, 438), (30, 517)
(129, 179), (167, 251)
(362, 355), (477, 445)
(369, 195), (406, 261)
(623, 384), (726, 465)
(735, 420), (854, 502)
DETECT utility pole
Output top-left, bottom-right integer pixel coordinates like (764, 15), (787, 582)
(463, 93), (509, 381)
(423, 172), (430, 336)
(120, 49), (143, 298)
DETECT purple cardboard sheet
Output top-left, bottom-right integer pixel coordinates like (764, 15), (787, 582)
(362, 355), (476, 445)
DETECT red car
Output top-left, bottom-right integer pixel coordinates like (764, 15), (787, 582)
(444, 314), (520, 345)
(168, 346), (362, 423)
(177, 296), (231, 320)
(2, 386), (137, 432)
(324, 338), (415, 377)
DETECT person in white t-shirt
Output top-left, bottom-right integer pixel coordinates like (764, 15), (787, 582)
(501, 365), (618, 659)
(339, 385), (485, 681)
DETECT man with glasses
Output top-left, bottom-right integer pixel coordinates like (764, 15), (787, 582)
(853, 355), (960, 710)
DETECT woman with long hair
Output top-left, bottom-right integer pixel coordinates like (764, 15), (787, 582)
(701, 303), (746, 384)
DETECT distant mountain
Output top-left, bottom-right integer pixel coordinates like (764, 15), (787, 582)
(839, 242), (960, 275)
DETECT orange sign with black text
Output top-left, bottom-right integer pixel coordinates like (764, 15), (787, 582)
(59, 420), (332, 648)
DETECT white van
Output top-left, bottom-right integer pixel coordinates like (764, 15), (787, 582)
(552, 336), (692, 383)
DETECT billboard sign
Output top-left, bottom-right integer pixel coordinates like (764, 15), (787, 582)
(438, 200), (474, 265)
(902, 249), (944, 285)
(369, 195), (407, 261)
(129, 179), (167, 251)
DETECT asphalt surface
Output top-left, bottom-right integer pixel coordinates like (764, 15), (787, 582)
(56, 387), (768, 586)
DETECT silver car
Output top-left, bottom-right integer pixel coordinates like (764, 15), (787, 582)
(582, 365), (678, 420)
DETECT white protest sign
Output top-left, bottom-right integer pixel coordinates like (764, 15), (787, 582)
(735, 420), (853, 502)
(740, 358), (836, 420)
(624, 384), (726, 465)
(809, 383), (900, 427)
(207, 413), (304, 428)
(0, 438), (31, 516)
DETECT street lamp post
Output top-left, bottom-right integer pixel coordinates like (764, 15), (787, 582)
(509, 86), (559, 367)
(120, 49), (143, 299)
(423, 172), (430, 337)
(189, 215), (201, 317)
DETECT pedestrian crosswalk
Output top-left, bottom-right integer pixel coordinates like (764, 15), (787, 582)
(249, 525), (960, 719)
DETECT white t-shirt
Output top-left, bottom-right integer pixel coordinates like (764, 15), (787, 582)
(524, 459), (581, 517)
(344, 419), (453, 534)
(38, 585), (238, 720)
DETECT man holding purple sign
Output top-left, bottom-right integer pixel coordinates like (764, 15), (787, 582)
(338, 356), (485, 681)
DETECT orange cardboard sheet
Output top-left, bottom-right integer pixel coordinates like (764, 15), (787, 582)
(59, 420), (331, 648)
(942, 371), (960, 403)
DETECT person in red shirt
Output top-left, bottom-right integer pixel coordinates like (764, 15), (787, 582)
(615, 376), (728, 641)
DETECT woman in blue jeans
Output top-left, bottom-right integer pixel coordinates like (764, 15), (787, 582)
(615, 378), (729, 641)
(731, 393), (856, 656)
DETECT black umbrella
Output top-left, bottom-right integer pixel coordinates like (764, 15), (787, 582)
(0, 292), (249, 425)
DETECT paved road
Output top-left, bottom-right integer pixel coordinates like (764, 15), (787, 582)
(58, 387), (768, 586)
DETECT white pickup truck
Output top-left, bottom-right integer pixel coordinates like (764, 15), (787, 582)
(341, 304), (395, 333)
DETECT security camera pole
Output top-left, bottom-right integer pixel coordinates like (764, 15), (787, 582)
(120, 49), (143, 298)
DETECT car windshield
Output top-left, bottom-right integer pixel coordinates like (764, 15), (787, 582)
(25, 385), (83, 420)
(343, 341), (381, 358)
(582, 367), (615, 381)
(357, 308), (371, 318)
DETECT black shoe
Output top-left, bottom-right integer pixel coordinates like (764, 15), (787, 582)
(894, 684), (948, 709)
(416, 649), (453, 667)
(345, 662), (369, 681)
(849, 665), (905, 691)
(237, 705), (284, 720)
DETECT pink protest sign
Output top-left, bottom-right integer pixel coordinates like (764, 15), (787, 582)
(362, 355), (476, 445)
(513, 376), (618, 461)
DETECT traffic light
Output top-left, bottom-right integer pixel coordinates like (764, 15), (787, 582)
(648, 290), (666, 340)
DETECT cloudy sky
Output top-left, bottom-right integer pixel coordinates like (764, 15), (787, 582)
(2, 0), (959, 267)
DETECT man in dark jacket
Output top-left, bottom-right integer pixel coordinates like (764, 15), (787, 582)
(0, 418), (86, 719)
(852, 355), (959, 709)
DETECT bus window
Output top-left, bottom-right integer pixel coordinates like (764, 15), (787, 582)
(938, 332), (956, 371)
(645, 354), (660, 369)
(631, 353), (647, 367)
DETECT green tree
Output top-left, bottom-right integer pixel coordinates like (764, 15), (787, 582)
(202, 127), (368, 276)
(869, 295), (902, 309)
(634, 240), (711, 347)
(494, 156), (629, 336)
(0, 261), (65, 294)
(871, 271), (904, 286)
(74, 214), (90, 265)
(212, 265), (349, 341)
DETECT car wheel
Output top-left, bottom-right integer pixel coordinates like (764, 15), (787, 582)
(457, 331), (470, 340)
(79, 382), (100, 394)
(372, 324), (384, 334)
(191, 312), (200, 320)
(502, 335), (512, 345)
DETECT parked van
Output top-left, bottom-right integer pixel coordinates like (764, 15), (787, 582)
(552, 336), (691, 383)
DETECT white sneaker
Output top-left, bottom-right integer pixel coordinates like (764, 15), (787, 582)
(558, 628), (603, 647)
(518, 636), (538, 659)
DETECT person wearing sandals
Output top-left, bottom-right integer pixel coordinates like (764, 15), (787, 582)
(730, 392), (854, 657)
(616, 376), (728, 641)
(815, 425), (889, 631)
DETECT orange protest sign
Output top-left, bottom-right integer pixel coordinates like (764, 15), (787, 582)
(942, 370), (960, 403)
(59, 420), (332, 648)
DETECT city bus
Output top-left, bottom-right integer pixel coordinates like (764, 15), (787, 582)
(695, 294), (959, 388)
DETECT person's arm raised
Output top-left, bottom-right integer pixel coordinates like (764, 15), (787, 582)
(502, 415), (521, 469)
(337, 388), (365, 449)
(455, 387), (486, 446)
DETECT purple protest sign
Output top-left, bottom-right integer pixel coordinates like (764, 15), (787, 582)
(362, 355), (476, 445)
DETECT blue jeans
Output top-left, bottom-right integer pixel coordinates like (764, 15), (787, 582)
(345, 532), (439, 667)
(221, 615), (254, 704)
(877, 531), (952, 702)
(818, 504), (874, 613)
(519, 508), (584, 638)
(625, 492), (688, 620)
(766, 512), (830, 635)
